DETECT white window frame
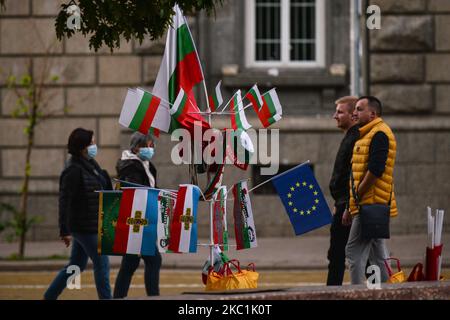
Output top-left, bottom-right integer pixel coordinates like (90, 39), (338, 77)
(245, 0), (325, 68)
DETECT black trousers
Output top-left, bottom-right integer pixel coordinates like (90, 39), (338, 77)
(326, 203), (351, 286)
(113, 251), (162, 298)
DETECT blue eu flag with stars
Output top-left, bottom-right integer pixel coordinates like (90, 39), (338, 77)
(272, 163), (332, 236)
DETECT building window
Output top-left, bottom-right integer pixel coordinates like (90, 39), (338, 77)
(246, 0), (325, 67)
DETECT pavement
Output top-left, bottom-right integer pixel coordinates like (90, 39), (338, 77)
(0, 234), (448, 272)
(148, 281), (450, 300)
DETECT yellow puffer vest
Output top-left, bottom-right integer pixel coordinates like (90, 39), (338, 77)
(349, 117), (398, 217)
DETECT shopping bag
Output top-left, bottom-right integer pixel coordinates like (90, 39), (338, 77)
(425, 244), (443, 281)
(201, 246), (230, 285)
(384, 258), (406, 283)
(407, 262), (425, 282)
(205, 259), (259, 291)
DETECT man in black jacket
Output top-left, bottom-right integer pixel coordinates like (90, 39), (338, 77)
(113, 132), (162, 298)
(326, 96), (359, 286)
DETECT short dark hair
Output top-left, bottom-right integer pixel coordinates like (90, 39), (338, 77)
(357, 96), (383, 116)
(68, 128), (93, 156)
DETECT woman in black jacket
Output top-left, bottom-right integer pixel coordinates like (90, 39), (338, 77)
(113, 132), (162, 298)
(44, 128), (112, 300)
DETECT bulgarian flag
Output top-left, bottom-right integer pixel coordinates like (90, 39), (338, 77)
(225, 129), (254, 171)
(171, 88), (210, 132)
(168, 184), (201, 253)
(232, 180), (258, 250)
(245, 84), (264, 114)
(157, 190), (177, 253)
(258, 89), (283, 128)
(208, 80), (223, 112)
(153, 5), (209, 133)
(230, 90), (252, 131)
(203, 162), (225, 200)
(203, 129), (227, 200)
(119, 88), (170, 135)
(112, 189), (159, 256)
(213, 186), (229, 251)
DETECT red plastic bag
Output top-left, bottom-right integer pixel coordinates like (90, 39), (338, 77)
(407, 262), (425, 282)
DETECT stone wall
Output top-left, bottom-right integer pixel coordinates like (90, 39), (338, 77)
(366, 0), (450, 233)
(0, 0), (449, 241)
(369, 0), (450, 115)
(0, 0), (165, 240)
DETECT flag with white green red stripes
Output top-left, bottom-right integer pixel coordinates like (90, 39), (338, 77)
(171, 88), (210, 132)
(208, 80), (223, 112)
(152, 4), (209, 133)
(119, 88), (171, 135)
(232, 180), (257, 250)
(245, 84), (264, 114)
(258, 89), (283, 128)
(213, 186), (229, 251)
(230, 90), (252, 131)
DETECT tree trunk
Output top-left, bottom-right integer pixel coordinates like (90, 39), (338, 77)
(18, 103), (37, 259)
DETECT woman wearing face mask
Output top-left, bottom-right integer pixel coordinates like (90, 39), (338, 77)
(44, 128), (112, 300)
(113, 132), (162, 298)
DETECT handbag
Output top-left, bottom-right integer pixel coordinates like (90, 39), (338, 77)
(384, 258), (406, 283)
(351, 170), (391, 239)
(205, 259), (259, 291)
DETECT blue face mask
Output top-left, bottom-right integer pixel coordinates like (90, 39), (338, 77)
(138, 147), (154, 161)
(87, 144), (98, 159)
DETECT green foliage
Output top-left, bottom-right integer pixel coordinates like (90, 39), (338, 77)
(2, 64), (60, 256)
(55, 0), (222, 52)
(0, 203), (44, 243)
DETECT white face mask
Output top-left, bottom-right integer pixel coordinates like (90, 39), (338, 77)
(87, 144), (98, 159)
(138, 147), (154, 161)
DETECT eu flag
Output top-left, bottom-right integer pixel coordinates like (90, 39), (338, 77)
(272, 163), (332, 236)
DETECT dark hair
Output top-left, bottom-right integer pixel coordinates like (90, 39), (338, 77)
(68, 128), (93, 156)
(357, 96), (383, 116)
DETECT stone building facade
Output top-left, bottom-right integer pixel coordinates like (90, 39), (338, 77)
(0, 0), (448, 241)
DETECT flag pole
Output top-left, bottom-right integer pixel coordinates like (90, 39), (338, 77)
(183, 8), (218, 266)
(247, 160), (311, 193)
(182, 10), (211, 115)
(187, 102), (254, 115)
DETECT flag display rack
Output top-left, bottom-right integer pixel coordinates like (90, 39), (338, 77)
(114, 5), (287, 267)
(109, 161), (312, 265)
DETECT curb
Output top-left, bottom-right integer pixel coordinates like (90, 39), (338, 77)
(1, 260), (448, 272)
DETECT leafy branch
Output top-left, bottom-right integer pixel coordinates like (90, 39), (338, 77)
(54, 0), (222, 52)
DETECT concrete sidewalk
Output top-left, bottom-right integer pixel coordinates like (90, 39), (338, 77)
(0, 234), (448, 271)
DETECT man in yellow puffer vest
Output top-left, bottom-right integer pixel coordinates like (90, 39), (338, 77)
(344, 96), (397, 285)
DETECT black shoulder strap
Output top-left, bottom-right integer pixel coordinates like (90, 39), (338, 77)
(350, 168), (359, 205)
